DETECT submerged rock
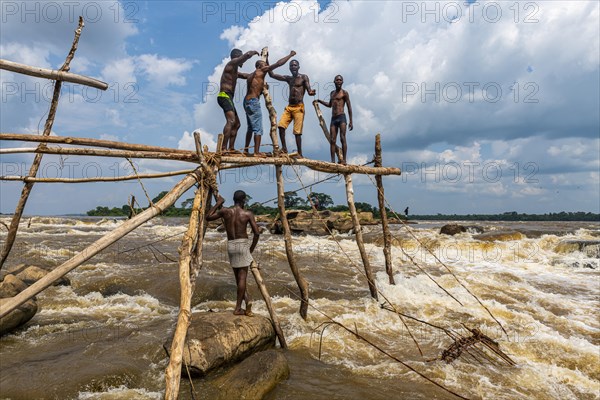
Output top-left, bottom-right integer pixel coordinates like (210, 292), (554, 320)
(209, 349), (289, 400)
(473, 231), (524, 242)
(164, 311), (275, 376)
(554, 240), (600, 258)
(0, 264), (70, 286)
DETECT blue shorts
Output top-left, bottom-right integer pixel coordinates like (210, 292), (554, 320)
(243, 97), (263, 136)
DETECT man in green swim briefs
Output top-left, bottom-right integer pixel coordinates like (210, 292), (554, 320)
(218, 49), (259, 154)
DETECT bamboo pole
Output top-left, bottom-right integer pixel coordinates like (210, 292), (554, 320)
(0, 133), (192, 154)
(4, 146), (197, 162)
(312, 100), (343, 161)
(0, 169), (194, 183)
(275, 165), (309, 319)
(0, 143), (402, 176)
(0, 147), (38, 154)
(0, 59), (108, 90)
(250, 261), (287, 349)
(344, 173), (378, 300)
(0, 169), (201, 319)
(260, 47), (280, 153)
(374, 134), (395, 285)
(0, 17), (85, 270)
(220, 156), (400, 175)
(165, 174), (209, 400)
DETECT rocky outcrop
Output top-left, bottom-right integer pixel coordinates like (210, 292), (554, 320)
(0, 264), (70, 286)
(0, 264), (73, 336)
(164, 311), (275, 376)
(473, 231), (524, 242)
(440, 224), (467, 235)
(555, 240), (600, 258)
(440, 224), (484, 236)
(269, 210), (378, 236)
(208, 350), (289, 400)
(0, 274), (38, 336)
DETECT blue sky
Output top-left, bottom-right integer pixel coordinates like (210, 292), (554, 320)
(1, 0), (599, 216)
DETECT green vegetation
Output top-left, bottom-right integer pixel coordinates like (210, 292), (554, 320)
(412, 211), (599, 222)
(86, 192), (599, 221)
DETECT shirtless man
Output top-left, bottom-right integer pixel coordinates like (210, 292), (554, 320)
(243, 51), (296, 157)
(218, 49), (259, 154)
(268, 59), (316, 157)
(318, 75), (353, 164)
(207, 191), (260, 316)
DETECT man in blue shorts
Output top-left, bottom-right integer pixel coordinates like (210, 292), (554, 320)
(243, 50), (296, 157)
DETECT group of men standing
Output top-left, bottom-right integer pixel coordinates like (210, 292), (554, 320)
(210, 48), (357, 316)
(217, 48), (353, 164)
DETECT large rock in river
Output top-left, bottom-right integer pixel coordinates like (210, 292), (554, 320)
(0, 274), (38, 336)
(268, 210), (379, 235)
(164, 311), (275, 376)
(208, 349), (289, 400)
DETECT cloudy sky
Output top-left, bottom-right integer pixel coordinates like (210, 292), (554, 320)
(1, 0), (598, 216)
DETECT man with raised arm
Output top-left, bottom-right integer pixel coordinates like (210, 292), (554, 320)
(317, 75), (353, 164)
(218, 49), (259, 154)
(244, 50), (297, 157)
(268, 59), (316, 158)
(207, 191), (260, 316)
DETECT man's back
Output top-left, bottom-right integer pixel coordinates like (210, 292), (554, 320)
(220, 206), (254, 240)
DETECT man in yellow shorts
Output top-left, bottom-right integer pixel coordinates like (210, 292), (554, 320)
(269, 59), (316, 158)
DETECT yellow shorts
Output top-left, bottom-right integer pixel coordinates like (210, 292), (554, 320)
(278, 103), (305, 135)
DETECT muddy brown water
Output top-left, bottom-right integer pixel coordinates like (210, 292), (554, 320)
(1, 218), (598, 399)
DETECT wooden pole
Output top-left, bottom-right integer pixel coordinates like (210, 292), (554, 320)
(275, 165), (309, 319)
(0, 169), (195, 183)
(0, 142), (402, 176)
(0, 169), (201, 319)
(250, 261), (287, 349)
(0, 58), (108, 90)
(312, 100), (343, 161)
(0, 17), (85, 270)
(375, 134), (395, 285)
(165, 174), (209, 400)
(0, 133), (192, 154)
(2, 146), (197, 163)
(260, 47), (280, 154)
(219, 156), (400, 175)
(344, 174), (378, 300)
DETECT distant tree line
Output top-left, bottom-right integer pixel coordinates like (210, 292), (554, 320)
(86, 193), (599, 221)
(86, 191), (396, 219)
(412, 211), (599, 222)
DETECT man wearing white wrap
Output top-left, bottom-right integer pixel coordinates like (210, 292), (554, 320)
(207, 190), (260, 316)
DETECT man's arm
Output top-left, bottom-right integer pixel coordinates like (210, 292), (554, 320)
(237, 72), (250, 79)
(345, 90), (353, 130)
(263, 51), (296, 72)
(248, 212), (260, 253)
(206, 195), (225, 221)
(303, 74), (316, 96)
(318, 91), (334, 108)
(232, 50), (259, 66)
